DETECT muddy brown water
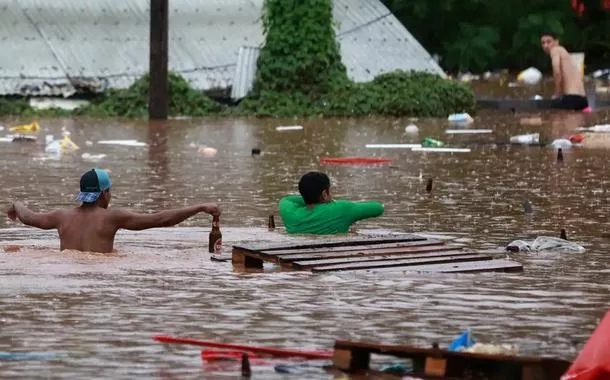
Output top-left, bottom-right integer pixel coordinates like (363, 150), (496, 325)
(0, 109), (609, 379)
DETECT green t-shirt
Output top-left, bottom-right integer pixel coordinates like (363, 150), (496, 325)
(278, 195), (384, 235)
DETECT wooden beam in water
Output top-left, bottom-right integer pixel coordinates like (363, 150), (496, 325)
(149, 0), (169, 119)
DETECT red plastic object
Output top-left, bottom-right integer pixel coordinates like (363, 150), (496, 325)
(153, 335), (333, 359)
(320, 157), (392, 165)
(201, 350), (260, 361)
(569, 134), (585, 144)
(561, 310), (610, 380)
(583, 107), (592, 113)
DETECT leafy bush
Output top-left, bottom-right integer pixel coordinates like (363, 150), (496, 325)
(74, 72), (224, 117)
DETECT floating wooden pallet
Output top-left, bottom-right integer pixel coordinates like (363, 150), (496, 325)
(231, 235), (522, 273)
(333, 340), (571, 380)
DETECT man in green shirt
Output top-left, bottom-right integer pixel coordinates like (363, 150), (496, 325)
(279, 172), (384, 234)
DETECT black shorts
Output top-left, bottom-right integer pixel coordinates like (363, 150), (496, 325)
(551, 95), (589, 111)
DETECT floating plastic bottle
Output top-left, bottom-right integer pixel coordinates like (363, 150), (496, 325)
(421, 137), (445, 147)
(510, 133), (540, 145)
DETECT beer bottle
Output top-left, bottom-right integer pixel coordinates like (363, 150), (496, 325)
(209, 215), (222, 254)
(268, 214), (275, 231)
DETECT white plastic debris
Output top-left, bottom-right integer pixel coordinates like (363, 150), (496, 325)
(404, 124), (419, 134)
(85, 140), (93, 147)
(81, 153), (107, 162)
(533, 95), (544, 100)
(98, 140), (147, 147)
(510, 133), (540, 145)
(365, 144), (422, 149)
(445, 129), (492, 134)
(551, 139), (573, 150)
(517, 67), (542, 85)
(507, 237), (585, 253)
(447, 113), (474, 125)
(411, 147), (471, 153)
(276, 125), (303, 131)
(577, 124), (610, 133)
(198, 146), (217, 157)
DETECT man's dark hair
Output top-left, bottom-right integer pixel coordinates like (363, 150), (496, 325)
(540, 31), (559, 39)
(298, 172), (330, 205)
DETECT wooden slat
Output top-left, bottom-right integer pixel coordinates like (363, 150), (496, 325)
(261, 239), (444, 256)
(233, 235), (427, 252)
(277, 244), (455, 262)
(310, 254), (491, 272)
(356, 259), (524, 274)
(401, 259), (523, 273)
(290, 249), (469, 268)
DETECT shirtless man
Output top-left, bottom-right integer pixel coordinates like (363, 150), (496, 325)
(6, 168), (221, 253)
(540, 32), (588, 111)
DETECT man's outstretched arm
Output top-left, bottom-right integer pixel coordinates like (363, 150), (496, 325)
(112, 203), (221, 231)
(7, 202), (62, 230)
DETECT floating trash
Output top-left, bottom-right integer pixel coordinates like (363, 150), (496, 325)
(198, 146), (218, 157)
(365, 144), (422, 149)
(447, 113), (474, 125)
(576, 124), (610, 133)
(506, 237), (585, 253)
(404, 124), (419, 134)
(517, 67), (542, 85)
(551, 139), (573, 150)
(421, 137), (444, 147)
(98, 140), (147, 147)
(9, 121), (40, 134)
(81, 153), (107, 162)
(276, 125), (303, 131)
(445, 129), (492, 134)
(412, 147), (471, 153)
(510, 133), (540, 145)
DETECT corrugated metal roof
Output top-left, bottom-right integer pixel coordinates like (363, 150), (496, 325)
(0, 0), (443, 97)
(231, 46), (260, 100)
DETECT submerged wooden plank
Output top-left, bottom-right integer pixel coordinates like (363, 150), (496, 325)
(261, 239), (444, 256)
(311, 254), (491, 272)
(290, 249), (468, 268)
(279, 244), (458, 262)
(333, 340), (571, 378)
(233, 234), (427, 252)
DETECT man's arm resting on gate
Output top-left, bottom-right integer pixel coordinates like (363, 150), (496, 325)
(113, 203), (220, 231)
(8, 202), (62, 230)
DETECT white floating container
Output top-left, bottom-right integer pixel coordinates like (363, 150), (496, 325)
(445, 129), (492, 134)
(366, 144), (422, 149)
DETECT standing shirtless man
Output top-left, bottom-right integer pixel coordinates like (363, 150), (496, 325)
(7, 168), (221, 253)
(540, 32), (589, 111)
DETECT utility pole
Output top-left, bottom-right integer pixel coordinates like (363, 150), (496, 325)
(149, 0), (168, 119)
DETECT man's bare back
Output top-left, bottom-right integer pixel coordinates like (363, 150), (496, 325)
(550, 45), (585, 97)
(540, 32), (588, 111)
(7, 169), (220, 253)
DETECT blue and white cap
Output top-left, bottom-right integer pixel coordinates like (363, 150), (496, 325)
(75, 169), (112, 203)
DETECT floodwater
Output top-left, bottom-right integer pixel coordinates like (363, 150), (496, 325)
(0, 109), (609, 379)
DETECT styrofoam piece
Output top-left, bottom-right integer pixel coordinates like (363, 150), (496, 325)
(365, 144), (422, 149)
(445, 129), (492, 134)
(411, 147), (471, 153)
(275, 126), (303, 131)
(97, 140), (147, 147)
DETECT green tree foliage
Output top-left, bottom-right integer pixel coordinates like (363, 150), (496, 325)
(252, 0), (350, 95)
(382, 0), (610, 72)
(241, 0), (475, 117)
